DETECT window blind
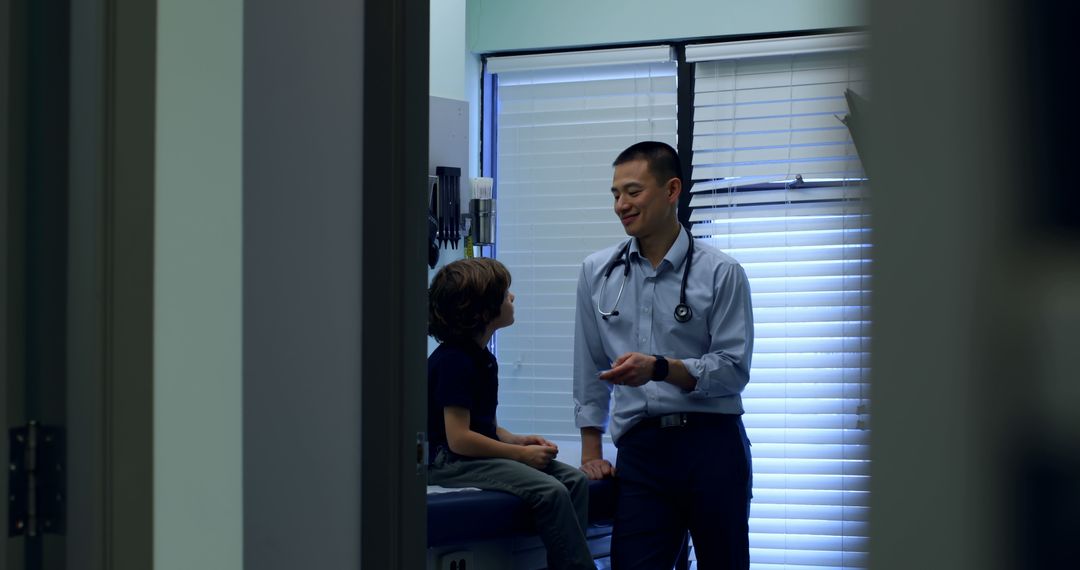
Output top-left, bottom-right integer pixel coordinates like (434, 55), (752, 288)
(692, 194), (871, 569)
(689, 35), (871, 569)
(487, 50), (677, 438)
(688, 39), (866, 187)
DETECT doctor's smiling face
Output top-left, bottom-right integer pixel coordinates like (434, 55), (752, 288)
(611, 157), (680, 242)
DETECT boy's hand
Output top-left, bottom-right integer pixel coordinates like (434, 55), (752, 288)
(518, 444), (557, 469)
(518, 434), (558, 452)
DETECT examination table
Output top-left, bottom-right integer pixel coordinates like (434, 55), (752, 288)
(427, 478), (690, 569)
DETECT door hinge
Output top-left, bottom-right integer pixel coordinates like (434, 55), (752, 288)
(8, 421), (66, 537)
(416, 431), (428, 475)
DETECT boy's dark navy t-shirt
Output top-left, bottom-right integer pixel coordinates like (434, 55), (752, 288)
(427, 340), (499, 462)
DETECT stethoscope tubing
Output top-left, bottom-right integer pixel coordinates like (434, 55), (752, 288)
(596, 228), (694, 323)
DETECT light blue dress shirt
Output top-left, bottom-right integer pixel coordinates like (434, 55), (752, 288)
(573, 228), (754, 445)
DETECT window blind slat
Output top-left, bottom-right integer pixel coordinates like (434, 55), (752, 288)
(693, 114), (852, 141)
(692, 159), (863, 182)
(498, 105), (678, 128)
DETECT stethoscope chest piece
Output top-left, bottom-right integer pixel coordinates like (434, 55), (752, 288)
(674, 303), (692, 323)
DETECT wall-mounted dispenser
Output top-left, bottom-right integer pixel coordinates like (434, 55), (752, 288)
(470, 199), (494, 245)
(470, 177), (494, 246)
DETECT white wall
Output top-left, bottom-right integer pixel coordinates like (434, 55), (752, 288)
(466, 0), (867, 53)
(154, 1), (244, 568)
(430, 0), (468, 100)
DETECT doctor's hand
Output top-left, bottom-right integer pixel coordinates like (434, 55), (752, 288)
(517, 445), (557, 470)
(580, 458), (615, 480)
(597, 352), (655, 387)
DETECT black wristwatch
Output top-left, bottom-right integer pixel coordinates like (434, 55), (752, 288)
(652, 355), (669, 381)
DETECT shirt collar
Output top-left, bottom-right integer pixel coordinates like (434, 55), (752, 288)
(627, 227), (690, 272)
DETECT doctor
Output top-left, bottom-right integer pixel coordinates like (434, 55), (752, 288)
(573, 141), (755, 569)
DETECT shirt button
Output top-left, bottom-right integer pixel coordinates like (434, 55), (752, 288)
(640, 337), (647, 344)
(643, 306), (650, 313)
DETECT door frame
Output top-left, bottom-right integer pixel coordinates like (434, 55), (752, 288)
(360, 0), (430, 567)
(67, 0), (157, 568)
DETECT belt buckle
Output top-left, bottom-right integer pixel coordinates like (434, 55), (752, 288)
(659, 413), (687, 428)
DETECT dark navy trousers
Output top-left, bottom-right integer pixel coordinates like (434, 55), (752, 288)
(610, 414), (752, 570)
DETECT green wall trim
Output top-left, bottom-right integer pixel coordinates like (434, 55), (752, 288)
(467, 0), (867, 54)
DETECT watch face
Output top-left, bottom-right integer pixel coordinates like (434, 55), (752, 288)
(653, 356), (669, 380)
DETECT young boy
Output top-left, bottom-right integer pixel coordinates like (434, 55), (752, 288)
(427, 258), (595, 570)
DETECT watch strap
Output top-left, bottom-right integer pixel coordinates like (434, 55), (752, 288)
(651, 354), (669, 381)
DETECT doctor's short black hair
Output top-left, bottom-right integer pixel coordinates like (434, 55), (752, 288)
(613, 141), (683, 188)
(428, 258), (512, 344)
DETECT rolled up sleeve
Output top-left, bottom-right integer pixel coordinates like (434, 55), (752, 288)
(682, 263), (754, 399)
(573, 263), (613, 431)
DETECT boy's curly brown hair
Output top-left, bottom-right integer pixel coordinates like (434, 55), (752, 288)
(428, 258), (512, 344)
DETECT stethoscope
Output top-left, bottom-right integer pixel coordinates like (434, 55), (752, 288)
(597, 227), (694, 323)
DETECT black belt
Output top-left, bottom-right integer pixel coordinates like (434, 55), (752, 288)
(637, 412), (737, 430)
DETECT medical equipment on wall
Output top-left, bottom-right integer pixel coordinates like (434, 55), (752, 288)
(427, 170), (496, 266)
(597, 227), (695, 323)
(469, 176), (495, 247)
(430, 166), (462, 250)
(427, 167), (464, 268)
